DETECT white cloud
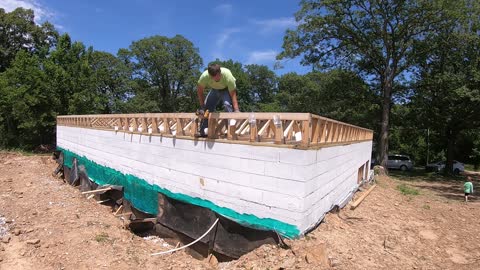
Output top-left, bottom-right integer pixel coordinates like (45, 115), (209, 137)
(250, 17), (298, 34)
(0, 0), (53, 23)
(216, 28), (241, 48)
(246, 50), (278, 64)
(213, 3), (232, 16)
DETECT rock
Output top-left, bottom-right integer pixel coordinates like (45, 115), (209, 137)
(13, 229), (22, 236)
(304, 243), (330, 266)
(1, 236), (11, 244)
(0, 245), (5, 251)
(419, 230), (438, 241)
(207, 253), (218, 267)
(279, 258), (296, 269)
(374, 165), (387, 175)
(27, 239), (40, 245)
(25, 228), (34, 233)
(329, 257), (339, 267)
(280, 249), (290, 257)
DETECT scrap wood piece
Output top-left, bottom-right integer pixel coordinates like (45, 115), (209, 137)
(114, 205), (124, 216)
(350, 184), (377, 210)
(81, 187), (112, 195)
(130, 218), (157, 223)
(115, 212), (132, 217)
(96, 199), (111, 204)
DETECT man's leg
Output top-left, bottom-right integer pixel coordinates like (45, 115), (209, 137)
(199, 90), (220, 136)
(220, 90), (234, 112)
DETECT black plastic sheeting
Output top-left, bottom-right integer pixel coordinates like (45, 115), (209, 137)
(156, 193), (280, 259)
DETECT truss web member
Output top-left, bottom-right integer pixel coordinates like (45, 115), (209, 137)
(196, 64), (240, 137)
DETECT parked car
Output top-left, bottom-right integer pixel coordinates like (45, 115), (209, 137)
(425, 160), (464, 174)
(386, 154), (414, 171)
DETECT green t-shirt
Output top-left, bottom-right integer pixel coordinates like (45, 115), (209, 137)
(198, 67), (236, 91)
(464, 181), (473, 193)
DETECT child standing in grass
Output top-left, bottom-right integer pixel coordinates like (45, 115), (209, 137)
(464, 176), (474, 202)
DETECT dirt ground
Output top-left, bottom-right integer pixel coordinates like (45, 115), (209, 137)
(0, 151), (479, 270)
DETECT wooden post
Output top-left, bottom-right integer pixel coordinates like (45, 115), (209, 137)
(176, 118), (184, 136)
(318, 119), (327, 144)
(301, 119), (311, 146)
(151, 117), (159, 134)
(249, 120), (258, 142)
(141, 117), (148, 133)
(227, 119), (237, 140)
(335, 124), (342, 142)
(207, 113), (217, 139)
(311, 119), (320, 144)
(162, 118), (171, 134)
(274, 120), (284, 144)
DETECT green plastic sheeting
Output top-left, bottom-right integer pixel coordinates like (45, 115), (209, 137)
(59, 147), (300, 238)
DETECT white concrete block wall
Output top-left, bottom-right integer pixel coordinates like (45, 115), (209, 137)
(57, 126), (372, 235)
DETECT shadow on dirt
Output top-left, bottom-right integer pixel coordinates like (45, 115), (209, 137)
(389, 169), (478, 203)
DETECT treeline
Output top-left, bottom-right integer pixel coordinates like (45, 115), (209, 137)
(0, 7), (479, 169)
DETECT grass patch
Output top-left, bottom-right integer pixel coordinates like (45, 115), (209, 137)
(422, 204), (431, 210)
(397, 184), (420, 195)
(390, 168), (464, 182)
(95, 232), (110, 242)
(465, 164), (480, 172)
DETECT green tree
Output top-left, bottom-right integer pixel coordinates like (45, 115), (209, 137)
(0, 7), (57, 72)
(244, 64), (278, 107)
(277, 70), (378, 128)
(89, 51), (131, 113)
(45, 34), (95, 115)
(120, 35), (202, 112)
(278, 0), (456, 168)
(412, 15), (480, 173)
(0, 51), (58, 149)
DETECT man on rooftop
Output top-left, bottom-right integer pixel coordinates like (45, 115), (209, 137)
(196, 63), (240, 137)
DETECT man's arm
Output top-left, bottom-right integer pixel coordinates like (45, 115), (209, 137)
(229, 89), (240, 112)
(197, 85), (205, 107)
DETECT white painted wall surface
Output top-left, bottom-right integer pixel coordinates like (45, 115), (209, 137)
(57, 126), (372, 234)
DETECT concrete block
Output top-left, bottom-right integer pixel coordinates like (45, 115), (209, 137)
(276, 179), (306, 197)
(278, 148), (316, 166)
(264, 161), (309, 181)
(262, 191), (303, 212)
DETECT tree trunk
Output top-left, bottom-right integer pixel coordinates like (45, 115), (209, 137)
(445, 129), (457, 175)
(379, 77), (392, 170)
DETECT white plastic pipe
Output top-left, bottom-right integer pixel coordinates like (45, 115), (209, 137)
(151, 218), (219, 256)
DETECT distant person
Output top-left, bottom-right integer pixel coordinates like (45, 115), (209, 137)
(464, 176), (474, 202)
(196, 64), (240, 137)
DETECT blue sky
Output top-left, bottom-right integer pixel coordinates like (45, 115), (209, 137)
(0, 0), (312, 75)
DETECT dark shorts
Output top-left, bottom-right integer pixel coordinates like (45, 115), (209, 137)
(465, 193), (471, 196)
